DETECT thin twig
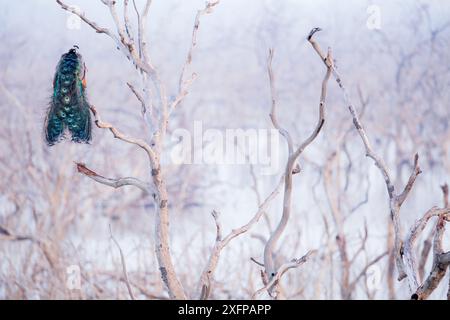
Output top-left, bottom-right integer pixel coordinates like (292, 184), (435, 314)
(252, 251), (317, 299)
(198, 175), (284, 299)
(109, 224), (136, 300)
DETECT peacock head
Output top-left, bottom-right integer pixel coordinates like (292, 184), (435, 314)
(61, 45), (86, 78)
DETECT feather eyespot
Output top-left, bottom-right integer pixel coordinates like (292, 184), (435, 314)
(63, 96), (71, 104)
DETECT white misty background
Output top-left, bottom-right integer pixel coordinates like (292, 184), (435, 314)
(0, 0), (450, 299)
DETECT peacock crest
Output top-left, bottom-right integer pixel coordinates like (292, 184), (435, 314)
(44, 46), (92, 145)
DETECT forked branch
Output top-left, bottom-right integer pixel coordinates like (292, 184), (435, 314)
(307, 27), (450, 298)
(198, 176), (284, 299)
(262, 47), (332, 297)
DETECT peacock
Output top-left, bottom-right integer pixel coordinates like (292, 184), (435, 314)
(44, 46), (92, 145)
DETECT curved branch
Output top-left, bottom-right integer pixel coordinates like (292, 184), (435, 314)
(396, 154), (422, 206)
(76, 163), (150, 195)
(263, 48), (332, 291)
(109, 225), (136, 300)
(252, 250), (316, 299)
(56, 0), (152, 73)
(348, 251), (388, 293)
(198, 175), (284, 299)
(414, 215), (450, 299)
(403, 207), (449, 290)
(267, 48), (294, 153)
(127, 82), (147, 116)
(307, 28), (422, 284)
(89, 105), (157, 168)
(171, 0), (220, 111)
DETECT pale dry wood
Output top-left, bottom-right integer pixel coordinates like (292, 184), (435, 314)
(76, 162), (151, 194)
(262, 47), (332, 297)
(414, 214), (450, 299)
(348, 251), (388, 294)
(109, 225), (136, 300)
(56, 0), (153, 73)
(308, 28), (421, 284)
(308, 27), (450, 299)
(56, 0), (221, 300)
(123, 0), (134, 44)
(89, 105), (157, 166)
(403, 207), (449, 291)
(198, 176), (284, 299)
(127, 82), (147, 116)
(252, 251), (317, 299)
(172, 0), (220, 112)
(416, 183), (447, 283)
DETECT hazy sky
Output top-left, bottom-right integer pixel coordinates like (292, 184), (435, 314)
(2, 0), (450, 300)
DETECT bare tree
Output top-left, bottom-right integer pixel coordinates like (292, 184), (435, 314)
(2, 1), (450, 301)
(308, 27), (450, 300)
(253, 47), (332, 299)
(56, 0), (221, 299)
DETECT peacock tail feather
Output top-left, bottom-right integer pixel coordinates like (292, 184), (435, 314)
(45, 47), (92, 145)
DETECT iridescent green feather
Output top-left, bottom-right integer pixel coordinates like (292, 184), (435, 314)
(45, 48), (92, 145)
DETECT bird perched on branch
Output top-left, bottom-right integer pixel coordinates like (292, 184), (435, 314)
(44, 46), (92, 145)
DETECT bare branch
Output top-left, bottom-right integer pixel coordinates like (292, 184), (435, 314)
(418, 228), (434, 281)
(211, 210), (223, 242)
(102, 0), (132, 47)
(198, 175), (284, 299)
(52, 0), (223, 301)
(267, 48), (293, 152)
(76, 163), (150, 195)
(252, 250), (317, 299)
(56, 0), (110, 34)
(307, 28), (422, 285)
(109, 225), (136, 300)
(263, 47), (332, 295)
(396, 153), (422, 206)
(308, 28), (397, 199)
(89, 105), (157, 167)
(139, 0), (153, 66)
(123, 0), (134, 44)
(171, 0), (220, 111)
(403, 207), (449, 292)
(56, 0), (152, 73)
(132, 0), (142, 58)
(414, 215), (450, 299)
(349, 251), (388, 293)
(292, 48), (332, 159)
(250, 257), (265, 267)
(127, 82), (147, 116)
